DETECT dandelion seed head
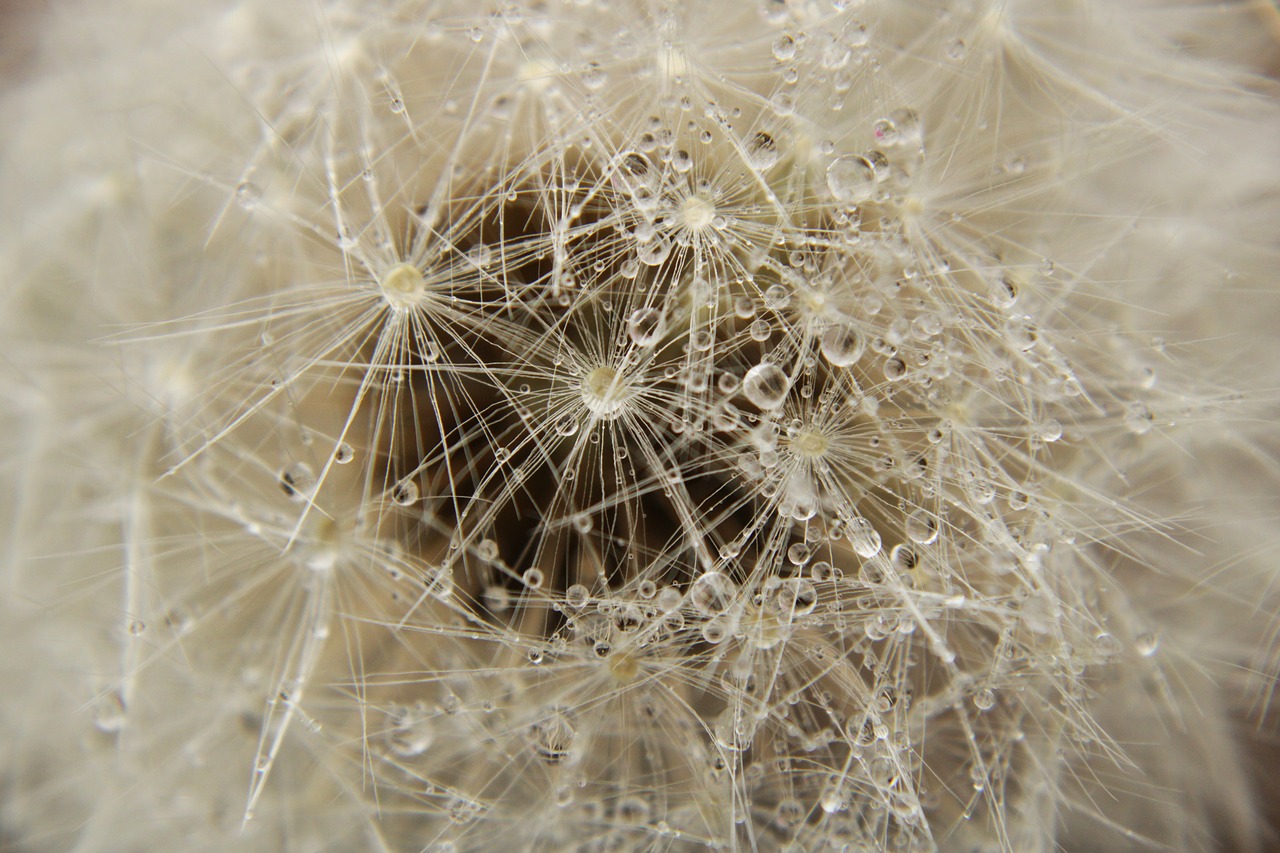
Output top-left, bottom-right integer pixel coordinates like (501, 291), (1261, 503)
(5, 0), (1280, 850)
(378, 262), (428, 311)
(579, 365), (631, 419)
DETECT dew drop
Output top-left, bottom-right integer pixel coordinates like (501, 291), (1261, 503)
(890, 544), (918, 571)
(772, 33), (797, 61)
(387, 704), (434, 757)
(883, 357), (907, 381)
(1094, 632), (1123, 658)
(565, 584), (589, 609)
(531, 709), (576, 764)
(1124, 402), (1154, 435)
(638, 238), (672, 266)
(763, 283), (791, 310)
(235, 181), (262, 210)
(689, 571), (738, 615)
(747, 131), (780, 170)
(1037, 419), (1063, 443)
(91, 690), (127, 733)
(280, 462), (316, 501)
(555, 414), (579, 437)
(786, 542), (812, 566)
(905, 509), (938, 545)
(391, 478), (419, 506)
(847, 517), (882, 558)
(778, 577), (818, 617)
(742, 362), (791, 410)
(820, 321), (865, 367)
(827, 155), (876, 204)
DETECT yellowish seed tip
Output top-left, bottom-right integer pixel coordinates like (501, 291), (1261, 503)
(380, 263), (427, 310)
(791, 428), (830, 458)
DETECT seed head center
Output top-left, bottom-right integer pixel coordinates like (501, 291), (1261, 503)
(791, 428), (830, 458)
(380, 263), (427, 310)
(582, 366), (629, 418)
(680, 195), (716, 231)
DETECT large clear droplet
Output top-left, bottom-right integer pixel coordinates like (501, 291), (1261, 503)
(847, 517), (882, 558)
(820, 321), (865, 367)
(627, 307), (666, 347)
(826, 155), (876, 204)
(905, 509), (939, 545)
(391, 478), (419, 506)
(742, 362), (790, 410)
(689, 571), (738, 615)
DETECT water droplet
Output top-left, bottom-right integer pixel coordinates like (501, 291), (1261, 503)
(387, 704), (434, 756)
(887, 108), (923, 148)
(391, 479), (419, 506)
(483, 585), (511, 613)
(280, 462), (316, 501)
(689, 571), (738, 615)
(847, 517), (882, 558)
(523, 567), (545, 589)
(1038, 419), (1062, 443)
(1094, 632), (1123, 658)
(973, 688), (996, 711)
(1007, 316), (1038, 351)
(742, 362), (790, 410)
(1135, 631), (1160, 657)
(333, 442), (355, 464)
(883, 357), (907, 380)
(890, 544), (918, 571)
(613, 151), (656, 195)
(235, 181), (262, 210)
(763, 283), (791, 310)
(91, 690), (127, 733)
(712, 705), (751, 751)
(554, 414), (579, 437)
(820, 780), (848, 813)
(786, 542), (812, 566)
(820, 321), (865, 367)
(1125, 402), (1154, 435)
(638, 238), (672, 266)
(627, 307), (666, 347)
(565, 584), (589, 609)
(772, 33), (797, 61)
(778, 577), (818, 617)
(582, 61), (606, 90)
(531, 709), (576, 764)
(905, 509), (938, 545)
(747, 131), (780, 170)
(827, 155), (876, 204)
(616, 795), (651, 825)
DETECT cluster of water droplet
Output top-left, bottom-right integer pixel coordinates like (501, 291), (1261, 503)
(73, 2), (1207, 851)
